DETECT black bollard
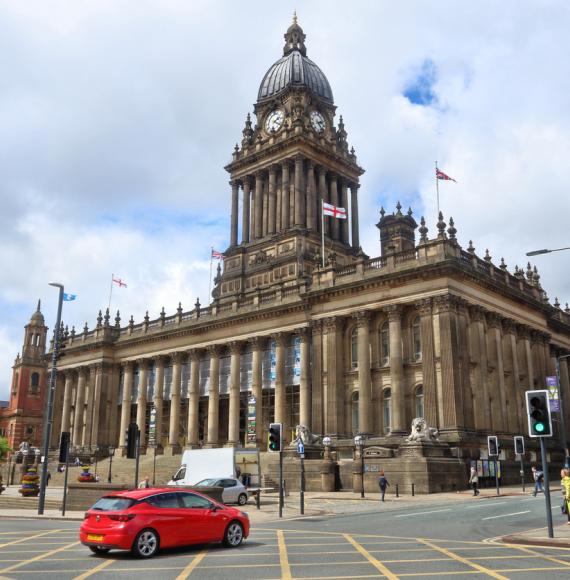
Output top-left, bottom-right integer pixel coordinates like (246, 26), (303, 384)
(396, 483), (399, 498)
(256, 490), (261, 510)
(412, 483), (415, 496)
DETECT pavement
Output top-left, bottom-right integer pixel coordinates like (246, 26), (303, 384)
(1, 483), (569, 548)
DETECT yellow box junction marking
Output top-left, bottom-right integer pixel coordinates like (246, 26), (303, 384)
(277, 530), (292, 580)
(175, 548), (209, 580)
(0, 529), (64, 549)
(503, 543), (570, 570)
(73, 558), (115, 579)
(343, 533), (399, 580)
(418, 538), (509, 580)
(0, 540), (80, 575)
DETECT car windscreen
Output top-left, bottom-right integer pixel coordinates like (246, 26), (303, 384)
(90, 497), (136, 511)
(195, 478), (219, 486)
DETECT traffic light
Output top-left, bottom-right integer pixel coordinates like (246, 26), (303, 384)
(525, 390), (553, 437)
(126, 423), (139, 459)
(268, 422), (283, 452)
(514, 436), (525, 456)
(487, 435), (499, 456)
(59, 431), (70, 463)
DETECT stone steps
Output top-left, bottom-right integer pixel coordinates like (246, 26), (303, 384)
(0, 495), (61, 510)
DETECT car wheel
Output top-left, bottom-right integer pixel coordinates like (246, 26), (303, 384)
(89, 546), (111, 555)
(237, 493), (248, 506)
(132, 528), (160, 558)
(223, 521), (244, 547)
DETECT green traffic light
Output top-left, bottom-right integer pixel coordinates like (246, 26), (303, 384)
(535, 422), (546, 433)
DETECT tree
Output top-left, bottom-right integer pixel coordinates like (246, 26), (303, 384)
(0, 437), (11, 461)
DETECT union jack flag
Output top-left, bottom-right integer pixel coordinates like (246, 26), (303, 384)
(211, 249), (225, 260)
(436, 168), (457, 182)
(322, 202), (347, 219)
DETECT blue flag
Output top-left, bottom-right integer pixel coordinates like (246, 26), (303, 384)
(63, 293), (77, 302)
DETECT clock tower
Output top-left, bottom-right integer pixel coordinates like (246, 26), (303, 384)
(217, 14), (364, 301)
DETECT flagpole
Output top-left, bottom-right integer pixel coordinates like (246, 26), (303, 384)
(208, 247), (213, 300)
(321, 199), (325, 268)
(108, 273), (114, 311)
(435, 160), (440, 216)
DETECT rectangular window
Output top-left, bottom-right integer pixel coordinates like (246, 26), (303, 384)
(199, 357), (210, 396)
(163, 366), (172, 401)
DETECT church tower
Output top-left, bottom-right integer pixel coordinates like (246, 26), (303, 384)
(0, 301), (48, 449)
(218, 15), (364, 300)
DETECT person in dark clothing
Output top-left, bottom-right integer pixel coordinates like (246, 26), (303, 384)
(46, 471), (51, 487)
(378, 470), (389, 502)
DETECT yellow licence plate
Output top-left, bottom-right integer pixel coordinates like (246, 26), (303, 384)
(87, 534), (104, 542)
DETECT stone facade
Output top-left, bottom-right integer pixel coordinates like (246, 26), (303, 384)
(12, 17), (570, 488)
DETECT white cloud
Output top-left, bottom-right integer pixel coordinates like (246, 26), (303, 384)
(2, 1), (570, 396)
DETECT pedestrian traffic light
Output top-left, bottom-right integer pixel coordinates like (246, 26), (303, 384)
(487, 435), (499, 456)
(268, 423), (282, 453)
(126, 423), (139, 459)
(525, 390), (553, 437)
(514, 436), (525, 456)
(59, 431), (70, 463)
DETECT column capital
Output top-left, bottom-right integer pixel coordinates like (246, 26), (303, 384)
(316, 164), (327, 176)
(90, 362), (104, 373)
(485, 312), (502, 330)
(248, 336), (266, 349)
(229, 341), (242, 355)
(136, 358), (149, 370)
(350, 182), (361, 192)
(468, 304), (486, 322)
(271, 332), (288, 346)
(501, 318), (517, 335)
(322, 316), (339, 334)
(415, 298), (433, 317)
(516, 323), (532, 340)
(352, 310), (371, 327)
(295, 327), (310, 340)
(384, 304), (402, 322)
(207, 344), (221, 357)
(188, 349), (202, 362)
(170, 352), (183, 364)
(310, 319), (323, 335)
(433, 295), (457, 314)
(121, 361), (134, 372)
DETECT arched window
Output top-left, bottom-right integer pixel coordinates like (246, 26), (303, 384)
(380, 321), (390, 366)
(415, 385), (424, 418)
(352, 391), (359, 434)
(30, 372), (40, 392)
(382, 388), (391, 435)
(350, 327), (358, 368)
(412, 316), (422, 361)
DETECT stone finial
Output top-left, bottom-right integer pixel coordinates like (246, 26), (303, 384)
(350, 146), (356, 156)
(63, 324), (69, 338)
(467, 240), (475, 253)
(96, 310), (103, 327)
(395, 201), (403, 216)
(447, 216), (457, 240)
(242, 113), (254, 144)
(526, 262), (533, 281)
(436, 211), (446, 237)
(70, 325), (76, 338)
(177, 302), (183, 316)
(338, 115), (345, 131)
(83, 322), (89, 335)
(214, 262), (222, 285)
(500, 257), (507, 271)
(129, 315), (134, 329)
(407, 207), (413, 216)
(234, 143), (239, 153)
(533, 265), (541, 286)
(144, 310), (149, 323)
(103, 308), (110, 326)
(379, 206), (385, 218)
(160, 307), (166, 320)
(195, 298), (201, 318)
(565, 303), (570, 314)
(514, 265), (524, 279)
(115, 310), (121, 328)
(554, 297), (561, 309)
(419, 216), (428, 243)
(283, 10), (307, 57)
(484, 249), (492, 263)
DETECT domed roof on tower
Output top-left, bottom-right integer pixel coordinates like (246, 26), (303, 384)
(29, 299), (45, 326)
(257, 13), (334, 104)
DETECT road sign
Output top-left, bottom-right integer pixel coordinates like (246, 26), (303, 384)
(297, 440), (305, 455)
(546, 376), (560, 412)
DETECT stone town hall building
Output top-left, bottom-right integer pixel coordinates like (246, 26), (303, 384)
(5, 18), (570, 485)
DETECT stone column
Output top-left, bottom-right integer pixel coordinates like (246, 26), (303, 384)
(106, 365), (121, 447)
(306, 161), (316, 231)
(502, 320), (521, 433)
(456, 300), (474, 430)
(88, 364), (104, 449)
(136, 360), (148, 449)
(167, 352), (182, 453)
(242, 177), (251, 243)
(250, 337), (264, 445)
(268, 166), (277, 235)
(417, 299), (438, 428)
(487, 313), (507, 432)
(318, 167), (329, 236)
(228, 342), (242, 446)
(82, 368), (96, 447)
(118, 362), (133, 449)
(230, 180), (239, 247)
(153, 356), (165, 450)
(281, 162), (290, 230)
(254, 172), (263, 239)
(61, 371), (74, 435)
(435, 296), (464, 430)
(330, 174), (339, 241)
(386, 306), (405, 433)
(310, 321), (323, 435)
(323, 317), (343, 435)
(72, 368), (87, 447)
(294, 155), (303, 227)
(299, 329), (312, 428)
(262, 176), (269, 237)
(187, 350), (200, 447)
(523, 329), (535, 388)
(469, 306), (491, 430)
(340, 179), (349, 243)
(274, 334), (287, 431)
(350, 183), (360, 249)
(354, 311), (372, 433)
(207, 346), (220, 446)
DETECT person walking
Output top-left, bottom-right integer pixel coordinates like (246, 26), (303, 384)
(378, 471), (389, 502)
(561, 468), (570, 525)
(469, 466), (479, 496)
(46, 471), (51, 487)
(138, 476), (150, 489)
(531, 466), (544, 496)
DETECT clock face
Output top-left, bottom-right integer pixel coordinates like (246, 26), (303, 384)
(265, 109), (284, 133)
(311, 111), (325, 133)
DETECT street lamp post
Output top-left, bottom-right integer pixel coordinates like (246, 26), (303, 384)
(107, 446), (115, 484)
(354, 434), (365, 498)
(526, 246), (570, 257)
(38, 283), (64, 516)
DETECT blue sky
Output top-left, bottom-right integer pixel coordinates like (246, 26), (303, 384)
(2, 0), (570, 397)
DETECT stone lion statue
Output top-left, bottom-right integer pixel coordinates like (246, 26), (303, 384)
(406, 417), (439, 443)
(294, 425), (321, 445)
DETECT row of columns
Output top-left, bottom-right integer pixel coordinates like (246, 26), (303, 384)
(229, 157), (360, 249)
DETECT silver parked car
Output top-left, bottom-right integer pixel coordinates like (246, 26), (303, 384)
(195, 477), (249, 506)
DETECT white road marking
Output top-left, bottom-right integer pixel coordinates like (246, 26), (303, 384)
(482, 510), (531, 520)
(394, 508), (452, 518)
(466, 501), (509, 509)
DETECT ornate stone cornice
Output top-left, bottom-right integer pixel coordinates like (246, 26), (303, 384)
(352, 310), (371, 328)
(485, 312), (502, 330)
(415, 298), (433, 317)
(228, 341), (242, 355)
(384, 304), (402, 321)
(322, 316), (339, 334)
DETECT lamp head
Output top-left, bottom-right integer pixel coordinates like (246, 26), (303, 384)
(526, 249), (549, 256)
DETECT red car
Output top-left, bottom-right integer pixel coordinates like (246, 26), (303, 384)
(80, 488), (250, 558)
